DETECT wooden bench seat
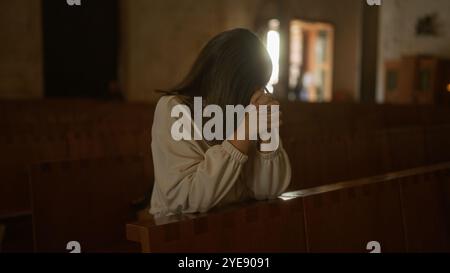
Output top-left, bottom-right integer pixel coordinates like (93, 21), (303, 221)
(127, 162), (450, 253)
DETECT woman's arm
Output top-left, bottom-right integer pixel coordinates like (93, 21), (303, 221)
(245, 141), (292, 200)
(244, 90), (291, 199)
(151, 96), (248, 215)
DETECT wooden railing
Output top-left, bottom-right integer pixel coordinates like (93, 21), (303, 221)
(126, 162), (450, 253)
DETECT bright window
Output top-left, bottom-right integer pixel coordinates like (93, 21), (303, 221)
(266, 19), (280, 93)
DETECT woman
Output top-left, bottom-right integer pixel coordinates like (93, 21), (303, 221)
(150, 28), (291, 217)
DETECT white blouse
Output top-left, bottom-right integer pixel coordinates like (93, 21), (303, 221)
(149, 95), (291, 217)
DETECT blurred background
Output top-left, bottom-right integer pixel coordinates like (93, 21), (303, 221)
(1, 0), (449, 104)
(1, 0), (450, 253)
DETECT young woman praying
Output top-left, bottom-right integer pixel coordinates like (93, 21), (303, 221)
(149, 28), (291, 217)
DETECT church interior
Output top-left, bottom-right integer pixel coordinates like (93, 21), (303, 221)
(1, 0), (450, 253)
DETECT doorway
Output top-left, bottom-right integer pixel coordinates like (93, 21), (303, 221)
(289, 20), (334, 102)
(42, 0), (119, 99)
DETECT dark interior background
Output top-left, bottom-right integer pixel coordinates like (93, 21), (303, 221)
(42, 0), (119, 99)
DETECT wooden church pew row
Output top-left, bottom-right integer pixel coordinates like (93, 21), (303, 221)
(352, 110), (385, 133)
(29, 155), (153, 252)
(0, 100), (90, 125)
(0, 213), (34, 253)
(0, 224), (4, 251)
(66, 131), (107, 159)
(0, 100), (154, 136)
(0, 101), (448, 201)
(399, 170), (450, 252)
(385, 126), (426, 171)
(287, 128), (384, 190)
(66, 128), (150, 159)
(346, 130), (390, 179)
(285, 135), (321, 190)
(292, 133), (350, 189)
(126, 198), (307, 253)
(127, 162), (450, 253)
(2, 101), (447, 144)
(281, 102), (425, 133)
(0, 125), (441, 251)
(301, 179), (406, 252)
(272, 133), (350, 191)
(424, 124), (450, 164)
(0, 120), (152, 217)
(285, 162), (450, 252)
(0, 168), (30, 217)
(287, 125), (435, 191)
(4, 99), (450, 135)
(418, 106), (450, 126)
(0, 132), (69, 215)
(0, 127), (151, 252)
(380, 104), (421, 129)
(1, 121), (437, 219)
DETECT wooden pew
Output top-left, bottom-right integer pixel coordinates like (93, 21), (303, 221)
(346, 130), (390, 178)
(287, 133), (351, 190)
(399, 170), (450, 252)
(0, 101), (155, 252)
(0, 135), (39, 253)
(386, 126), (426, 171)
(300, 180), (406, 252)
(28, 156), (152, 252)
(286, 123), (450, 190)
(127, 162), (450, 253)
(0, 224), (4, 251)
(0, 212), (33, 253)
(3, 99), (450, 134)
(0, 132), (68, 214)
(291, 162), (450, 252)
(66, 127), (150, 159)
(127, 199), (307, 253)
(0, 101), (153, 214)
(425, 124), (450, 164)
(2, 99), (450, 252)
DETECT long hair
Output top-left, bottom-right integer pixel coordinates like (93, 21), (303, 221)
(160, 28), (273, 110)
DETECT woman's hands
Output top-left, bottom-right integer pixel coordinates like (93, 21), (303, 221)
(228, 89), (282, 155)
(250, 89), (282, 131)
(251, 90), (282, 152)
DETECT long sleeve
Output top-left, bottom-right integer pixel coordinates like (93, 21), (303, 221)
(149, 96), (249, 216)
(245, 141), (292, 200)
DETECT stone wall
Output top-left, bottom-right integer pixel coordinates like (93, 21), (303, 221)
(0, 0), (43, 99)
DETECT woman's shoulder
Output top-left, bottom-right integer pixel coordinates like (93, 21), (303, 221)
(154, 95), (190, 121)
(156, 95), (181, 108)
(155, 95), (182, 113)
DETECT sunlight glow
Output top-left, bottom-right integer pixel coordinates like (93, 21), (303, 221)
(267, 30), (280, 86)
(266, 19), (280, 93)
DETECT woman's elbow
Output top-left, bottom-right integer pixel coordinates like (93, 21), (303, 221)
(185, 189), (218, 214)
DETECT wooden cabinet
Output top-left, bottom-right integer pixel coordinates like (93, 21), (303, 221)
(384, 56), (450, 105)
